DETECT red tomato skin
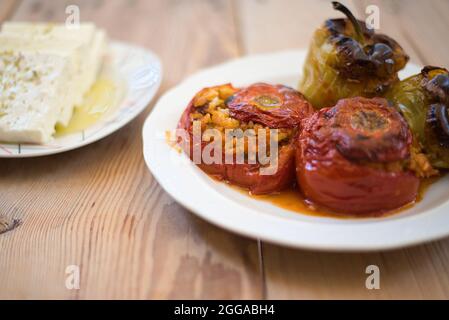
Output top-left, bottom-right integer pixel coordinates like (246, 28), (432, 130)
(177, 86), (305, 195)
(296, 103), (420, 214)
(227, 83), (314, 128)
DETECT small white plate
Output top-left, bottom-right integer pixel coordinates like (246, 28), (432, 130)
(143, 50), (449, 251)
(0, 41), (162, 158)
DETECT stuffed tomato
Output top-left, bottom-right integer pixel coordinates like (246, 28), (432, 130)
(296, 97), (426, 214)
(178, 83), (313, 194)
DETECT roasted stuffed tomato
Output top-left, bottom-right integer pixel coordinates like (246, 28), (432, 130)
(296, 97), (425, 214)
(178, 83), (313, 194)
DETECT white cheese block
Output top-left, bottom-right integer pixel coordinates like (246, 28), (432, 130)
(1, 22), (97, 41)
(0, 50), (74, 143)
(1, 22), (107, 125)
(0, 22), (106, 144)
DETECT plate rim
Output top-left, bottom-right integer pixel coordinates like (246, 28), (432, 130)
(142, 49), (449, 252)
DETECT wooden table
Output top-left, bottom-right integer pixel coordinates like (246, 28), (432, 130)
(1, 0), (449, 300)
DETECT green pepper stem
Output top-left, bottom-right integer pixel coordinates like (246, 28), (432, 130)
(332, 1), (365, 45)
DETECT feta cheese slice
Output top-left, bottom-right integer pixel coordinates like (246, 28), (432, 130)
(0, 50), (73, 144)
(1, 22), (107, 126)
(0, 22), (106, 144)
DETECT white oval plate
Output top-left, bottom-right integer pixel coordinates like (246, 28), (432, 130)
(143, 50), (449, 251)
(0, 41), (162, 158)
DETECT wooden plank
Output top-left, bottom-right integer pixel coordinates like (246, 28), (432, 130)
(0, 0), (262, 299)
(385, 0), (449, 67)
(237, 0), (340, 54)
(0, 0), (19, 23)
(355, 0), (449, 66)
(238, 0), (449, 299)
(263, 242), (449, 299)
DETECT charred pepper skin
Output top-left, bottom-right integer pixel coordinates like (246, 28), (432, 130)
(386, 66), (449, 169)
(296, 97), (419, 214)
(299, 2), (409, 109)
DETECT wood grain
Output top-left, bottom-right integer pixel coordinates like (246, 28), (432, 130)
(237, 0), (351, 54)
(1, 0), (449, 300)
(237, 0), (449, 300)
(0, 0), (261, 299)
(0, 0), (19, 23)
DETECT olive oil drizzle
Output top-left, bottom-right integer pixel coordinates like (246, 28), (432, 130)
(55, 77), (122, 136)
